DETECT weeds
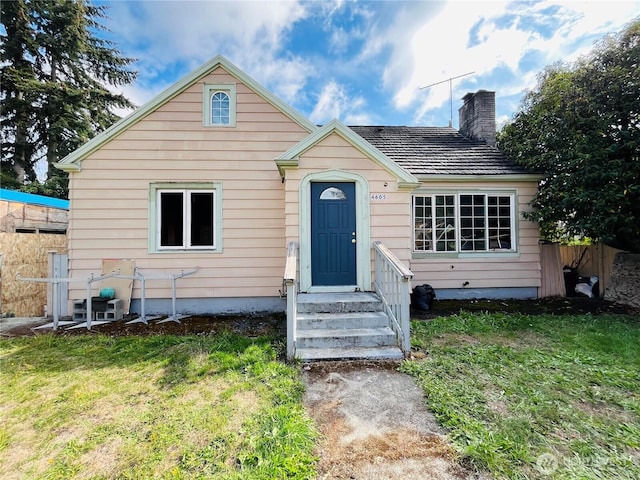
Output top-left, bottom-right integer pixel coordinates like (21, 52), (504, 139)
(403, 311), (640, 479)
(0, 333), (317, 479)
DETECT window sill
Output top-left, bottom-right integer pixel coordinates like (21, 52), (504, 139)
(412, 251), (519, 260)
(151, 249), (222, 254)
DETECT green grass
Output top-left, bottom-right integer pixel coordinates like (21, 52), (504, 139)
(0, 332), (317, 479)
(402, 311), (640, 479)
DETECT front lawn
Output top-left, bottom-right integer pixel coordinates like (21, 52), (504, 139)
(402, 311), (640, 479)
(0, 333), (317, 479)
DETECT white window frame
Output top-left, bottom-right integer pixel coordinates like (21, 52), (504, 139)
(203, 84), (236, 127)
(149, 183), (223, 253)
(412, 191), (517, 255)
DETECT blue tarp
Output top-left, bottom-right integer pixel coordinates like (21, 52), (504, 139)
(0, 189), (69, 210)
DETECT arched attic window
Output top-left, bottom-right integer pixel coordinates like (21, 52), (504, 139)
(211, 91), (230, 125)
(203, 84), (236, 127)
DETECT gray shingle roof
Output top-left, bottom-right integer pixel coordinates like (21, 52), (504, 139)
(349, 126), (528, 176)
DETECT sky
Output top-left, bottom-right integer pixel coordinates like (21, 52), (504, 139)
(98, 0), (638, 129)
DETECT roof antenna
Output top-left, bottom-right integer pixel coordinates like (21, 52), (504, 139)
(420, 71), (475, 127)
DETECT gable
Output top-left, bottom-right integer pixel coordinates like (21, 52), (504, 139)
(276, 119), (420, 189)
(55, 55), (317, 172)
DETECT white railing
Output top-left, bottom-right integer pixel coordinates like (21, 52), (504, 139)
(373, 241), (414, 356)
(283, 241), (299, 360)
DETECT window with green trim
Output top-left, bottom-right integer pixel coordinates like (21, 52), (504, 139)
(150, 183), (222, 252)
(413, 193), (515, 253)
(203, 84), (236, 127)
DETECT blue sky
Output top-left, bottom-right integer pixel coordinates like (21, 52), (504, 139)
(99, 0), (638, 129)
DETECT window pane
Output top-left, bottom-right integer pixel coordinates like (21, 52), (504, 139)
(460, 194), (486, 251)
(190, 192), (214, 247)
(435, 195), (456, 251)
(211, 91), (230, 125)
(319, 187), (347, 200)
(413, 196), (433, 251)
(160, 192), (184, 247)
(488, 195), (512, 249)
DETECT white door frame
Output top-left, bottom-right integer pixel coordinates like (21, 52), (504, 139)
(299, 170), (371, 292)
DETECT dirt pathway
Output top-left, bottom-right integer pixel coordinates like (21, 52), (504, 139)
(302, 361), (489, 480)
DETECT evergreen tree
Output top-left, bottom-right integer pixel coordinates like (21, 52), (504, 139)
(1, 0), (136, 198)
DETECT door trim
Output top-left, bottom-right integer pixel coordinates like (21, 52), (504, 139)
(299, 170), (371, 292)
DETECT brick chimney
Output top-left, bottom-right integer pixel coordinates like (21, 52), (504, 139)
(458, 90), (496, 146)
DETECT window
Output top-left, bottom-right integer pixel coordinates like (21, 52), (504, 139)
(149, 183), (222, 252)
(413, 193), (515, 253)
(319, 186), (347, 200)
(211, 91), (230, 125)
(203, 84), (236, 127)
(414, 195), (456, 252)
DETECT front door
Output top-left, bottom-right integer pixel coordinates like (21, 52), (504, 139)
(311, 182), (357, 286)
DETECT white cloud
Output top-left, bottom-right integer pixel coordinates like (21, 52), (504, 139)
(364, 0), (638, 124)
(103, 0), (311, 106)
(309, 80), (369, 125)
(99, 0), (638, 127)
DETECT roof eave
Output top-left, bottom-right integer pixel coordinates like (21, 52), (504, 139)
(415, 173), (543, 183)
(54, 162), (81, 172)
(275, 158), (299, 178)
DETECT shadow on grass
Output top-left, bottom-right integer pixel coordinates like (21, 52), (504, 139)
(0, 331), (282, 389)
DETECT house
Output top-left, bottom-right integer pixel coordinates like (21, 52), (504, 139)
(56, 56), (541, 359)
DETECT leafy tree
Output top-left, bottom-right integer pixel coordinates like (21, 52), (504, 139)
(1, 0), (136, 198)
(498, 19), (640, 252)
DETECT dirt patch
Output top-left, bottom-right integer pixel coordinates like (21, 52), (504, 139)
(411, 296), (638, 320)
(302, 361), (489, 479)
(2, 297), (636, 339)
(0, 312), (286, 338)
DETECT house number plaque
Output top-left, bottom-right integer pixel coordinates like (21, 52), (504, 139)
(370, 194), (387, 201)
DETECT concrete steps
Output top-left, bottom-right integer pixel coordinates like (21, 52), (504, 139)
(295, 293), (404, 361)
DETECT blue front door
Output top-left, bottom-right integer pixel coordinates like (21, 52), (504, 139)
(311, 182), (357, 286)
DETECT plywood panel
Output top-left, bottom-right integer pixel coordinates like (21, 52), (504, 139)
(0, 233), (68, 316)
(98, 259), (135, 313)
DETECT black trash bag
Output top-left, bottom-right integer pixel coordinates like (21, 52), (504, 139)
(563, 266), (579, 297)
(412, 284), (436, 311)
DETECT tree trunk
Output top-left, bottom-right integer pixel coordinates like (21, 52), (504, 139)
(46, 58), (59, 179)
(14, 90), (28, 184)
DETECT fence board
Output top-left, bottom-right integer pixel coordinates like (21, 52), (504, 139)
(539, 244), (565, 298)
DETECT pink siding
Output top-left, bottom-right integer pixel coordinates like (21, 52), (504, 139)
(67, 66), (309, 304)
(409, 181), (541, 290)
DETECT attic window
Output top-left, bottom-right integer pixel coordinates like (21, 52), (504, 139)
(203, 84), (236, 127)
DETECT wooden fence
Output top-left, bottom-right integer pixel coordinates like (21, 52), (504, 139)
(539, 243), (625, 298)
(0, 232), (68, 316)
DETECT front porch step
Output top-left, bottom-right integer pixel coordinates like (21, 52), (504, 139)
(294, 292), (404, 361)
(297, 292), (382, 313)
(296, 346), (404, 361)
(297, 311), (390, 330)
(296, 326), (397, 349)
